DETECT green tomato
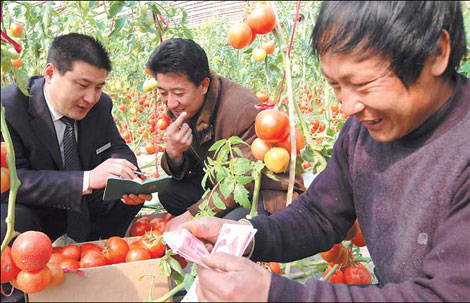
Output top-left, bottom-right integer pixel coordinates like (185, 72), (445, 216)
(144, 11), (154, 26)
(139, 2), (148, 15)
(6, 47), (20, 60)
(252, 48), (267, 62)
(143, 78), (158, 92)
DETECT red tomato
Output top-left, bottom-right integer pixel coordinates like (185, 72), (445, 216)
(128, 241), (144, 250)
(228, 23), (252, 49)
(255, 90), (270, 103)
(323, 266), (345, 283)
(351, 228), (366, 247)
(11, 231), (52, 271)
(61, 244), (81, 261)
(261, 40), (275, 55)
(126, 247), (151, 262)
(145, 142), (155, 155)
(1, 142), (7, 168)
(1, 246), (21, 283)
(46, 263), (64, 287)
(319, 121), (326, 133)
(344, 264), (371, 285)
(80, 251), (107, 268)
(52, 247), (63, 254)
(156, 118), (169, 131)
(275, 128), (305, 155)
(319, 244), (348, 265)
(268, 262), (281, 275)
(136, 216), (150, 224)
(150, 218), (166, 233)
(255, 109), (290, 143)
(48, 253), (66, 265)
(247, 5), (276, 34)
(103, 237), (129, 264)
(16, 267), (52, 294)
(131, 221), (152, 237)
(251, 138), (271, 161)
(345, 219), (359, 241)
(58, 259), (80, 270)
(1, 167), (10, 193)
(139, 231), (166, 259)
(302, 160), (312, 170)
(80, 243), (103, 259)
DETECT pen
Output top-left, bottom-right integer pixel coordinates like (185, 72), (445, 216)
(133, 171), (148, 178)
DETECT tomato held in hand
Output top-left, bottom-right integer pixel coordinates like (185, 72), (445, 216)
(126, 247), (151, 262)
(103, 236), (129, 264)
(255, 109), (289, 143)
(61, 244), (81, 261)
(12, 231), (52, 271)
(80, 251), (107, 268)
(139, 231), (166, 259)
(323, 266), (345, 283)
(16, 266), (52, 294)
(344, 263), (371, 285)
(1, 246), (21, 283)
(319, 243), (348, 265)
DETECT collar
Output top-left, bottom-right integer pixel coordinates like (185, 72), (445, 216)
(43, 86), (64, 122)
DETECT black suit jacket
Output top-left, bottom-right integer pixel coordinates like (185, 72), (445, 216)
(1, 76), (137, 223)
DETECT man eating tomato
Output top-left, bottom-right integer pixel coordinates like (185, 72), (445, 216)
(175, 1), (470, 302)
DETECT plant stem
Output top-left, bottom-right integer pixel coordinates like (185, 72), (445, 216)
(150, 282), (185, 302)
(319, 264), (338, 281)
(1, 106), (21, 254)
(247, 165), (262, 219)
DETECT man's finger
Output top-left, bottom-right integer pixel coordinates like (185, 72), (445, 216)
(201, 252), (245, 272)
(171, 111), (187, 129)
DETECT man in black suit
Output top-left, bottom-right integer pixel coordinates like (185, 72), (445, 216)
(1, 33), (151, 245)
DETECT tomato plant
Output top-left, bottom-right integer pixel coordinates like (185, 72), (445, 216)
(11, 231), (52, 271)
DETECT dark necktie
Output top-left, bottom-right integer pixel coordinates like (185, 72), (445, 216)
(61, 116), (89, 241)
(60, 116), (82, 171)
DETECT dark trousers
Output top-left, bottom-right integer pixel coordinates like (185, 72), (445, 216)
(1, 189), (142, 244)
(159, 173), (269, 219)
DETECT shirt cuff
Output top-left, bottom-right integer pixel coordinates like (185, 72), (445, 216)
(238, 218), (255, 258)
(82, 171), (92, 195)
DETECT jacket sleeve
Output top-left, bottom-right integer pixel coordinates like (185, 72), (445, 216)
(267, 166), (470, 302)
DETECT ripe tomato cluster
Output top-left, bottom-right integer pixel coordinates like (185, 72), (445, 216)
(1, 142), (10, 194)
(252, 109), (306, 173)
(319, 220), (371, 285)
(228, 3), (276, 61)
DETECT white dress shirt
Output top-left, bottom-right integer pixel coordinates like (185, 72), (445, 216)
(43, 89), (91, 194)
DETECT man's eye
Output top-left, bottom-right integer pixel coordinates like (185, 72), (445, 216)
(175, 94), (184, 97)
(78, 84), (87, 88)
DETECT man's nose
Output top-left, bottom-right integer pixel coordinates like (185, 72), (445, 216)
(339, 88), (365, 116)
(167, 94), (178, 110)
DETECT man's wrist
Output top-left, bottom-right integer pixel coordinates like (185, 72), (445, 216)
(238, 218), (255, 258)
(82, 171), (92, 195)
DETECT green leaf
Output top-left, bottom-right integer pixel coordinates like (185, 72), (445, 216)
(201, 174), (209, 189)
(209, 139), (226, 152)
(232, 158), (252, 175)
(234, 184), (250, 208)
(158, 259), (171, 277)
(201, 189), (210, 200)
(168, 256), (185, 276)
(211, 192), (226, 210)
(220, 179), (235, 199)
(228, 136), (245, 145)
(235, 175), (253, 185)
(110, 17), (127, 37)
(326, 127), (336, 137)
(217, 147), (229, 162)
(215, 166), (228, 182)
(263, 169), (287, 183)
(13, 67), (30, 97)
(233, 147), (243, 157)
(108, 1), (125, 18)
(184, 274), (195, 291)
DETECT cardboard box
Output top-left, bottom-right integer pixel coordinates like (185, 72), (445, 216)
(28, 220), (171, 302)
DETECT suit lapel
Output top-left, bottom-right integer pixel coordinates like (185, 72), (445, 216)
(28, 77), (64, 169)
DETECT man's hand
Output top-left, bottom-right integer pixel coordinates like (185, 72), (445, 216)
(164, 210), (193, 232)
(179, 216), (252, 253)
(121, 193), (152, 205)
(165, 112), (192, 164)
(89, 158), (137, 190)
(196, 253), (271, 302)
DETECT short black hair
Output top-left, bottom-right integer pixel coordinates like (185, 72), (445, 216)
(310, 1), (467, 87)
(47, 33), (112, 74)
(146, 38), (211, 86)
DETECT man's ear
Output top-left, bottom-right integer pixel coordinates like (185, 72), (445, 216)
(200, 77), (210, 95)
(43, 63), (55, 83)
(431, 29), (451, 77)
